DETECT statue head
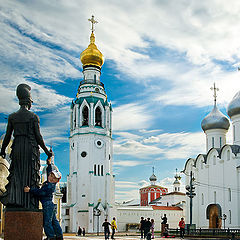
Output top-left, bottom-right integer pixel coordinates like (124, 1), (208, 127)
(16, 84), (33, 109)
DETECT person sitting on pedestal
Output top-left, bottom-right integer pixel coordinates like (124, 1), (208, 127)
(24, 154), (63, 240)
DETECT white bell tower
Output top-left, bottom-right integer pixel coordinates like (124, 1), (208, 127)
(67, 16), (115, 233)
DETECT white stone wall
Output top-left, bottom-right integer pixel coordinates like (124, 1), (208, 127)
(116, 206), (185, 231)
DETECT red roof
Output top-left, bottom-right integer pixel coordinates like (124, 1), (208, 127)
(140, 185), (167, 190)
(152, 206), (182, 211)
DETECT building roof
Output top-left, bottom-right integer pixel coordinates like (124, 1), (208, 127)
(165, 191), (186, 196)
(152, 206), (182, 211)
(140, 185), (167, 190)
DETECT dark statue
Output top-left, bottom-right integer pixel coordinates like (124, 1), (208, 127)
(0, 83), (52, 209)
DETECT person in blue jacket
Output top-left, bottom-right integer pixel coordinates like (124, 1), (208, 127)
(24, 156), (63, 240)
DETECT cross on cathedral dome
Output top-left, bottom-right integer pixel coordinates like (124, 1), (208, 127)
(80, 15), (104, 68)
(201, 83), (230, 132)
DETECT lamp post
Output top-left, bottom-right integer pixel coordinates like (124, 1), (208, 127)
(186, 171), (196, 226)
(223, 214), (227, 229)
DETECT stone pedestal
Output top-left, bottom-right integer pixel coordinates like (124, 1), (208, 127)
(4, 209), (43, 240)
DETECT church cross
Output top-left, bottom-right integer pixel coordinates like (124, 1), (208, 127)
(88, 15), (98, 32)
(152, 166), (155, 175)
(210, 83), (219, 105)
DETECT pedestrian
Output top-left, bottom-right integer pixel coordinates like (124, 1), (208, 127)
(111, 217), (117, 239)
(145, 218), (152, 237)
(140, 216), (145, 239)
(24, 154), (63, 240)
(151, 219), (155, 239)
(179, 217), (185, 239)
(77, 226), (82, 236)
(161, 214), (168, 224)
(102, 219), (111, 239)
(82, 228), (85, 236)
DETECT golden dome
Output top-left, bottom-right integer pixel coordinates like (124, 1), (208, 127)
(80, 32), (104, 68)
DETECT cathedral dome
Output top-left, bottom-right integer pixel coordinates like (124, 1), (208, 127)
(227, 91), (240, 118)
(80, 32), (104, 68)
(149, 174), (157, 182)
(201, 105), (230, 132)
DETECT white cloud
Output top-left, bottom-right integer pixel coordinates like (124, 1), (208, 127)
(114, 160), (143, 167)
(112, 103), (153, 131)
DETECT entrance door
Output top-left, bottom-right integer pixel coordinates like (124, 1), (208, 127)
(207, 204), (222, 228)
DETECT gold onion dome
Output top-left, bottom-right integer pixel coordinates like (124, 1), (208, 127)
(80, 32), (104, 68)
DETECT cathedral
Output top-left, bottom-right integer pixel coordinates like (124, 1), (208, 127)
(65, 16), (115, 233)
(183, 84), (240, 229)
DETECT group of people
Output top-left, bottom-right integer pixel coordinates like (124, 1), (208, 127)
(102, 217), (118, 240)
(77, 226), (86, 236)
(139, 217), (155, 239)
(139, 215), (186, 239)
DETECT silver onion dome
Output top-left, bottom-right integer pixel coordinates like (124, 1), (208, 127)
(149, 173), (157, 182)
(201, 105), (230, 132)
(227, 91), (240, 118)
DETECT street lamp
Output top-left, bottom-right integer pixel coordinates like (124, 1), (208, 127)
(94, 209), (101, 236)
(222, 214), (227, 229)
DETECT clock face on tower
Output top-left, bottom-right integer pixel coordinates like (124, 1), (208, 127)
(95, 139), (104, 148)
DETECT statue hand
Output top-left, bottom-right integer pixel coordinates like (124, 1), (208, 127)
(24, 186), (30, 192)
(0, 150), (6, 159)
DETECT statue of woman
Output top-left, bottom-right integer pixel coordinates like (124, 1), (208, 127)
(0, 83), (52, 209)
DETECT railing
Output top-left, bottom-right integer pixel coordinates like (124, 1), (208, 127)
(169, 228), (240, 238)
(79, 79), (104, 88)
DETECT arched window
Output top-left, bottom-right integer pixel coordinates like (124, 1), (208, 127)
(94, 164), (96, 176)
(95, 107), (102, 127)
(228, 188), (231, 202)
(227, 150), (230, 161)
(82, 106), (89, 126)
(101, 165), (103, 176)
(212, 137), (214, 148)
(201, 193), (204, 205)
(213, 156), (216, 165)
(220, 137), (222, 148)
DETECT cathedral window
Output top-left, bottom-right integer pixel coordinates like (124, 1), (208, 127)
(227, 150), (230, 161)
(228, 188), (231, 202)
(229, 210), (232, 224)
(213, 156), (216, 165)
(101, 165), (103, 176)
(98, 165), (100, 176)
(220, 137), (222, 148)
(94, 164), (97, 176)
(95, 107), (102, 127)
(82, 106), (89, 126)
(212, 137), (214, 148)
(233, 125), (236, 141)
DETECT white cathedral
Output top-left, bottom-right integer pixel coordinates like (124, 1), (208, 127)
(183, 84), (240, 229)
(65, 17), (115, 233)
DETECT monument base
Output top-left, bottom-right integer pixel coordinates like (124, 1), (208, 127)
(4, 209), (43, 240)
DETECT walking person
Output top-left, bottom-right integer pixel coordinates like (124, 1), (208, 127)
(179, 217), (185, 239)
(140, 216), (145, 239)
(111, 217), (117, 239)
(77, 226), (82, 236)
(151, 219), (155, 239)
(102, 219), (111, 239)
(145, 218), (152, 239)
(82, 228), (85, 236)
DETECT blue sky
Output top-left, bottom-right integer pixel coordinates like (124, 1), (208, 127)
(1, 0), (240, 202)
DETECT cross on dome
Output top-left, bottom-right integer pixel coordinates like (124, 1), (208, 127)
(88, 15), (98, 32)
(210, 83), (219, 106)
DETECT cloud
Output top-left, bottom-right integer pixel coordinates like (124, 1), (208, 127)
(112, 103), (153, 131)
(114, 160), (143, 167)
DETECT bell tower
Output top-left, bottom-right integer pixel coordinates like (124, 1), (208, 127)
(67, 16), (115, 233)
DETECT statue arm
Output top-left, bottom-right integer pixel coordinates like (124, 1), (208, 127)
(33, 116), (52, 158)
(0, 117), (13, 157)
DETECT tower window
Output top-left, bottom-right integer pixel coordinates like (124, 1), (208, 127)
(94, 74), (96, 83)
(220, 137), (222, 148)
(82, 106), (89, 126)
(94, 165), (96, 176)
(81, 151), (87, 158)
(95, 107), (102, 127)
(98, 165), (100, 176)
(212, 137), (214, 148)
(228, 188), (231, 202)
(101, 165), (103, 176)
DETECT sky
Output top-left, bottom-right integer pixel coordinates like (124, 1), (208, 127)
(1, 0), (240, 202)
